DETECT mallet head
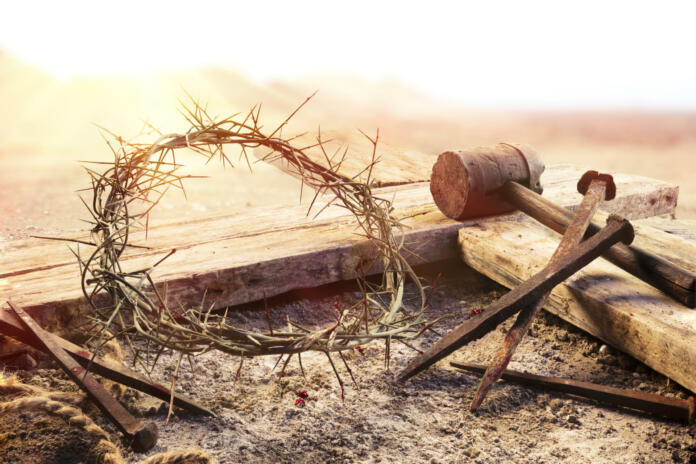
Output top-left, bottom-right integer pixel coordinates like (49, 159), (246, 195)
(430, 143), (545, 220)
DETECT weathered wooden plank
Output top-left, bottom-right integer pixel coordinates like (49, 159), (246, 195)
(458, 215), (696, 393)
(0, 165), (677, 279)
(635, 217), (696, 245)
(0, 166), (678, 350)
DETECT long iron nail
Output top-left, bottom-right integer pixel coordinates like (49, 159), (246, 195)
(453, 361), (694, 424)
(471, 176), (609, 410)
(0, 305), (213, 416)
(7, 301), (158, 452)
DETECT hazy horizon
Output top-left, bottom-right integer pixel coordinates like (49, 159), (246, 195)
(2, 0), (695, 111)
(2, 1), (696, 237)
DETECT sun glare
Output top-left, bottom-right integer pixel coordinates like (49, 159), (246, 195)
(1, 0), (695, 108)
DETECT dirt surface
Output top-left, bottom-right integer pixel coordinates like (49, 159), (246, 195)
(0, 412), (94, 463)
(2, 262), (695, 464)
(0, 368), (121, 464)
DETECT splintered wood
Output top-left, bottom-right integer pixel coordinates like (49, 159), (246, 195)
(0, 164), (679, 361)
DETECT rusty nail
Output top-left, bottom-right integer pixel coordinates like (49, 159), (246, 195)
(7, 301), (158, 451)
(0, 304), (213, 416)
(471, 172), (613, 410)
(452, 361), (694, 424)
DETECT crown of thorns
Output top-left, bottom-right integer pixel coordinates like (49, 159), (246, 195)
(75, 93), (441, 389)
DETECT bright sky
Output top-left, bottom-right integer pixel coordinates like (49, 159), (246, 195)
(1, 0), (695, 109)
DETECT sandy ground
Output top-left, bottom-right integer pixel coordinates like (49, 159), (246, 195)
(2, 262), (696, 463)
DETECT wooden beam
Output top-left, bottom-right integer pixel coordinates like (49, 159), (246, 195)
(0, 166), (678, 353)
(458, 214), (696, 394)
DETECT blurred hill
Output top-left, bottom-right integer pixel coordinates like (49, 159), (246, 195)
(2, 50), (696, 240)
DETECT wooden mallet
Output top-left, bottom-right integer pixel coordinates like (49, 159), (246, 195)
(429, 144), (696, 307)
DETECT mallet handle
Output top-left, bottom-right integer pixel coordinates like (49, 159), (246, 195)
(502, 181), (696, 307)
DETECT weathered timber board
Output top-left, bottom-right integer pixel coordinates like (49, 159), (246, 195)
(635, 217), (696, 245)
(0, 164), (677, 279)
(458, 215), (696, 393)
(0, 166), (678, 347)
